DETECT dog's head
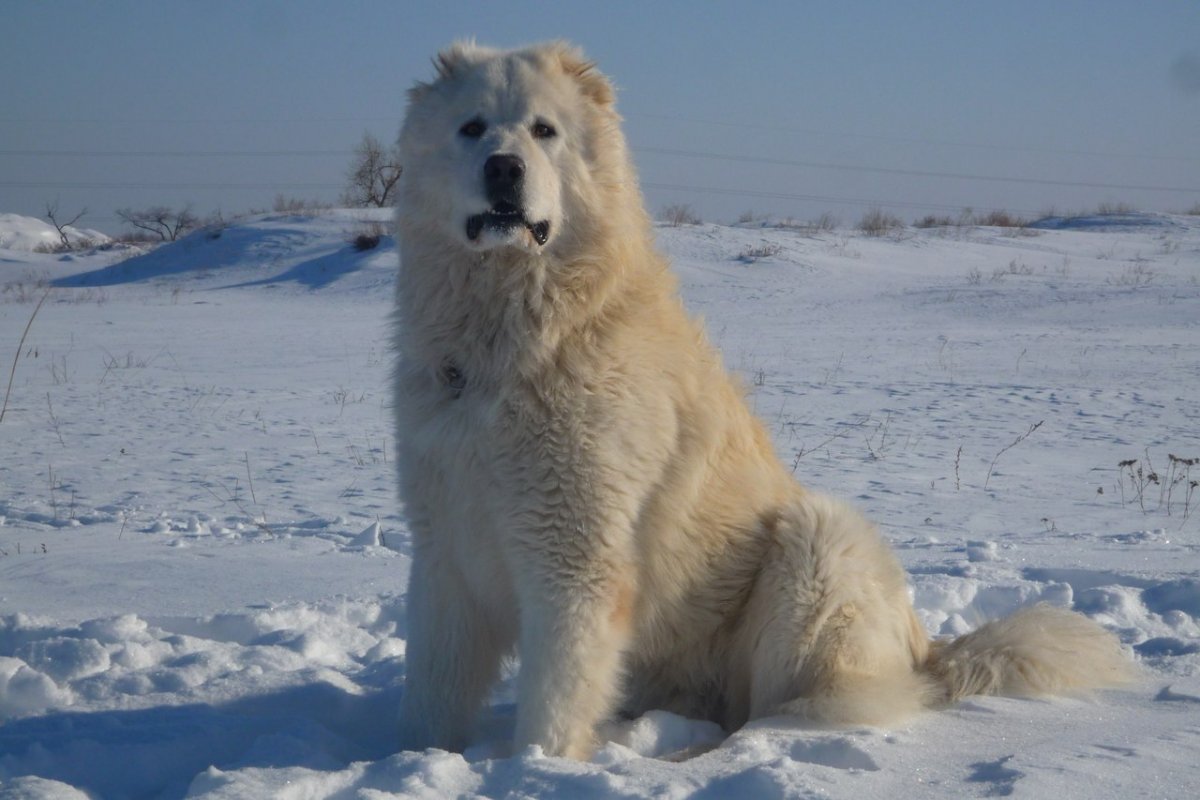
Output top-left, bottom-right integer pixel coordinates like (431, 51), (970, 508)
(397, 41), (622, 256)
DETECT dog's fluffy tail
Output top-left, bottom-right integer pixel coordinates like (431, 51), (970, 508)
(923, 603), (1136, 705)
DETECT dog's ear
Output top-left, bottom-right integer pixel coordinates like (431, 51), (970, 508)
(553, 44), (615, 107)
(409, 40), (480, 103)
(433, 50), (459, 80)
(432, 39), (479, 80)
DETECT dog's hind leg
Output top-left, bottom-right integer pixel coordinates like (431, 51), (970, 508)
(738, 494), (937, 728)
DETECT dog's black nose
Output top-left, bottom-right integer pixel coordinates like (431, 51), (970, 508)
(484, 154), (525, 206)
(485, 154), (525, 183)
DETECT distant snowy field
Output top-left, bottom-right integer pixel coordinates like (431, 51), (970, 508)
(1, 210), (1198, 798)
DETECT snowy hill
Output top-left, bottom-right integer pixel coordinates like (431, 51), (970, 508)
(0, 213), (111, 253)
(1, 210), (1198, 798)
(52, 208), (395, 294)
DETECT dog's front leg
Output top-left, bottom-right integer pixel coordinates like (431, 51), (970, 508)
(399, 536), (510, 753)
(509, 541), (635, 760)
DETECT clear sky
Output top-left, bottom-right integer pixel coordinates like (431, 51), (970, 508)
(2, 0), (1198, 234)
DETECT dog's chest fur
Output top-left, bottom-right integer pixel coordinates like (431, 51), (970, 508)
(394, 251), (610, 514)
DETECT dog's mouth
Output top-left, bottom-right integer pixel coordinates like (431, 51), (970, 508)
(466, 203), (551, 247)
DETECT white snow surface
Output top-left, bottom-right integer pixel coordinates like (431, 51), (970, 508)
(0, 215), (111, 254)
(1, 209), (1198, 798)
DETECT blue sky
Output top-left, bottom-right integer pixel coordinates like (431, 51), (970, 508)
(2, 1), (1198, 233)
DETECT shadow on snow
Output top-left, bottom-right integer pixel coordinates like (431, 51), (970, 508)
(0, 678), (405, 800)
(52, 217), (392, 291)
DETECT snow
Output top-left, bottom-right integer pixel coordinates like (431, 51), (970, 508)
(0, 215), (110, 254)
(1, 209), (1198, 797)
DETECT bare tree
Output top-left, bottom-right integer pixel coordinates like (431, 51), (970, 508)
(116, 205), (198, 242)
(342, 132), (402, 208)
(44, 200), (88, 249)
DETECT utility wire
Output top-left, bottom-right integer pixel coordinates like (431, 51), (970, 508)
(0, 180), (340, 190)
(634, 112), (1200, 164)
(0, 149), (347, 157)
(5, 110), (1197, 164)
(638, 147), (1199, 195)
(641, 182), (1044, 217)
(4, 144), (1195, 194)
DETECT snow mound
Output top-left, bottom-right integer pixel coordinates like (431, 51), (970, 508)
(0, 213), (110, 251)
(1028, 211), (1183, 232)
(52, 209), (395, 293)
(0, 602), (408, 798)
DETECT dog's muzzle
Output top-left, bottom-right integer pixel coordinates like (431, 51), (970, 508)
(465, 212), (550, 246)
(465, 153), (551, 246)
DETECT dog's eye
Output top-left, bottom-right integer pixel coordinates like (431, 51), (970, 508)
(531, 121), (557, 139)
(459, 118), (487, 138)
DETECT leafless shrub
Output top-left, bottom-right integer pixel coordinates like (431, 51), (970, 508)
(863, 412), (895, 460)
(990, 259), (1034, 281)
(806, 212), (839, 233)
(1108, 263), (1156, 288)
(915, 209), (1026, 229)
(1, 273), (50, 304)
(58, 288), (108, 306)
(99, 348), (163, 383)
(1118, 453), (1198, 520)
(977, 209), (1028, 228)
(857, 208), (903, 237)
(914, 214), (955, 229)
(774, 212), (839, 234)
(112, 230), (160, 246)
(196, 210), (231, 241)
(659, 203), (702, 226)
(737, 243), (782, 262)
(349, 221), (387, 251)
(32, 239), (96, 254)
(273, 195), (330, 214)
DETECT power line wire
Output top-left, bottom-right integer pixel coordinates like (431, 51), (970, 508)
(0, 116), (398, 125)
(0, 180), (340, 190)
(634, 112), (1200, 164)
(5, 110), (1196, 165)
(639, 146), (1200, 194)
(0, 175), (1047, 218)
(0, 149), (348, 157)
(3, 144), (1196, 195)
(642, 182), (1043, 216)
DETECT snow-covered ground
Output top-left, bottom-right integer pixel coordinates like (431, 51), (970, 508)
(1, 209), (1198, 798)
(0, 214), (111, 254)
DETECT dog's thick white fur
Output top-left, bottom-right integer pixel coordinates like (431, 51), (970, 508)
(392, 41), (1134, 760)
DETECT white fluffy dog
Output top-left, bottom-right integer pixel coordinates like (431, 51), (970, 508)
(392, 41), (1133, 760)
